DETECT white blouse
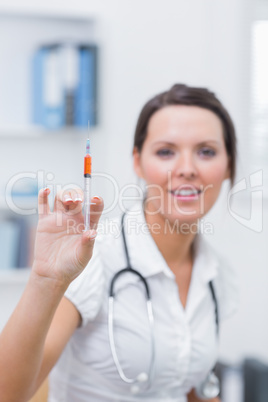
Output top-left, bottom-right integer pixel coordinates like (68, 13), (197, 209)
(49, 202), (239, 402)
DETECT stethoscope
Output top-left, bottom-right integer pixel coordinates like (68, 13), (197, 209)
(108, 212), (220, 398)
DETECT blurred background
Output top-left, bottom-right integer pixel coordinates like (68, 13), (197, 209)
(0, 0), (267, 400)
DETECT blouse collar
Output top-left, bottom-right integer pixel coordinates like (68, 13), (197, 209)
(124, 201), (220, 285)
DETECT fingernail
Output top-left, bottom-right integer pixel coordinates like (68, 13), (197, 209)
(63, 195), (72, 202)
(74, 197), (83, 202)
(41, 187), (50, 195)
(92, 196), (101, 200)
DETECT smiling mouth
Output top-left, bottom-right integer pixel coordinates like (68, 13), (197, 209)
(169, 188), (202, 199)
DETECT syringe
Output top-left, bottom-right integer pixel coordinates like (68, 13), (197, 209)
(84, 135), (92, 231)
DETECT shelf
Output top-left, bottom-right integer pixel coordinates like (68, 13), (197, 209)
(0, 125), (90, 138)
(0, 10), (96, 24)
(0, 195), (38, 212)
(0, 268), (31, 284)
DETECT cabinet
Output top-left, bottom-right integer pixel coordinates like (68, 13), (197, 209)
(0, 10), (98, 295)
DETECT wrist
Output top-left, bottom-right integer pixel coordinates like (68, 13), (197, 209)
(31, 261), (70, 294)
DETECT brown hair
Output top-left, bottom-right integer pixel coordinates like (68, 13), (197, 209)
(133, 83), (237, 185)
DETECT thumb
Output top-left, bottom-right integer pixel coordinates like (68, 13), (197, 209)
(76, 229), (98, 269)
(76, 196), (104, 268)
(89, 196), (104, 230)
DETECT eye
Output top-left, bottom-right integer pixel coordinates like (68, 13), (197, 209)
(156, 149), (174, 157)
(199, 147), (216, 157)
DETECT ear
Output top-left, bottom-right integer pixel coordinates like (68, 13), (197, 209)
(133, 147), (144, 179)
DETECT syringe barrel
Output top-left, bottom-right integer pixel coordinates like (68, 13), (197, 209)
(84, 176), (91, 231)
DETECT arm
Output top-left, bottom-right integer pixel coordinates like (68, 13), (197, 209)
(0, 188), (103, 402)
(187, 389), (220, 402)
(34, 296), (81, 391)
(0, 277), (77, 402)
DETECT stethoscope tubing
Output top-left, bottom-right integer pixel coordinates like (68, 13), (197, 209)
(108, 211), (220, 397)
(108, 213), (156, 387)
(108, 293), (155, 385)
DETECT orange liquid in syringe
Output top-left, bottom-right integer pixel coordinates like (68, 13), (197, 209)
(84, 155), (92, 177)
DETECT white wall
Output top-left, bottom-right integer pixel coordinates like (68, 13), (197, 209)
(1, 0), (266, 366)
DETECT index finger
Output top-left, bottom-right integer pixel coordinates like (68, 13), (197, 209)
(38, 187), (51, 216)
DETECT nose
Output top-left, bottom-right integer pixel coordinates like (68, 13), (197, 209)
(174, 151), (197, 179)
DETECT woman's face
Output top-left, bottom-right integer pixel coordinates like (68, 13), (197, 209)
(133, 105), (230, 225)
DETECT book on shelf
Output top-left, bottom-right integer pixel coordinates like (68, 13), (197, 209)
(61, 44), (79, 126)
(16, 217), (30, 268)
(33, 46), (47, 126)
(0, 217), (35, 271)
(75, 45), (98, 127)
(43, 44), (65, 130)
(32, 42), (98, 130)
(0, 219), (21, 270)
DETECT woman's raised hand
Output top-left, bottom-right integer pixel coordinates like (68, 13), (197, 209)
(32, 187), (104, 288)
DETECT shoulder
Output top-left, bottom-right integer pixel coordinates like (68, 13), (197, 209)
(96, 214), (126, 273)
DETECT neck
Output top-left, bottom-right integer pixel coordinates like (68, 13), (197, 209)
(144, 204), (197, 270)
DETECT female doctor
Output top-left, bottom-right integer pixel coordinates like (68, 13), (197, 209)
(0, 84), (238, 402)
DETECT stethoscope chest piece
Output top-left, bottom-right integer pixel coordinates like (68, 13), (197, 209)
(194, 370), (220, 399)
(130, 373), (148, 395)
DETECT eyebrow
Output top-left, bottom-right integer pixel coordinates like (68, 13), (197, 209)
(197, 140), (222, 146)
(152, 140), (221, 146)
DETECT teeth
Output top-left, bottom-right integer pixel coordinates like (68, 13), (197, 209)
(174, 189), (199, 196)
